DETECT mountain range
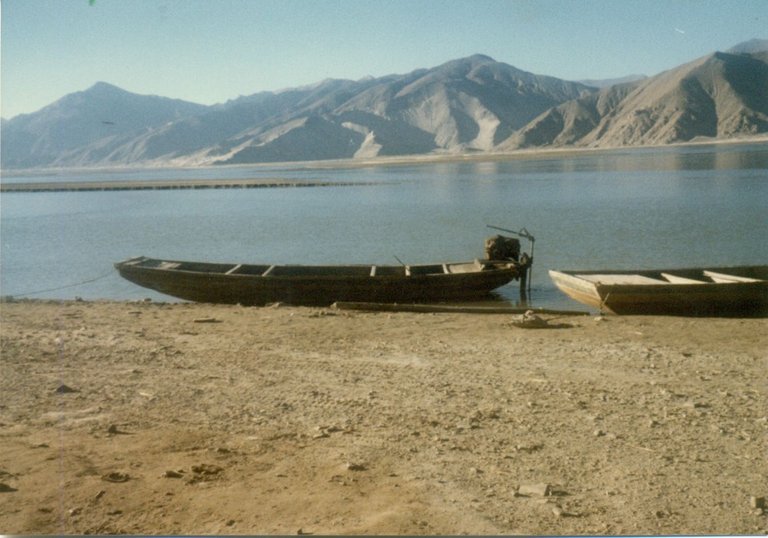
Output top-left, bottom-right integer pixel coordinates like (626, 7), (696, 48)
(2, 39), (766, 169)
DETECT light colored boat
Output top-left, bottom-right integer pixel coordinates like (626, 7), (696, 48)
(548, 265), (768, 316)
(115, 256), (526, 306)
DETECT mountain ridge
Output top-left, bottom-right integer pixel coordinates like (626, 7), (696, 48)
(499, 49), (768, 150)
(2, 40), (766, 169)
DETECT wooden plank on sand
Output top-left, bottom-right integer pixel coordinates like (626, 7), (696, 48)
(331, 301), (590, 315)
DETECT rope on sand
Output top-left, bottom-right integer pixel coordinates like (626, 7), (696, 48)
(4, 269), (115, 298)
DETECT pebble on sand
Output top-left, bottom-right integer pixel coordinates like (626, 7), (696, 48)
(101, 472), (130, 483)
(518, 483), (551, 497)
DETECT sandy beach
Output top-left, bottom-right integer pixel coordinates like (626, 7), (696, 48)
(0, 299), (766, 535)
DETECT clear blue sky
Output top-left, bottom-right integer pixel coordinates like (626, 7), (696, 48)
(2, 0), (766, 119)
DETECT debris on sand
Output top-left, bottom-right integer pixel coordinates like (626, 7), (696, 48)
(510, 311), (571, 329)
(101, 472), (130, 483)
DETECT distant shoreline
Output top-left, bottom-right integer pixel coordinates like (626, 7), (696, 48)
(2, 136), (767, 178)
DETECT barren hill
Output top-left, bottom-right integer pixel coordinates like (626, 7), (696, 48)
(0, 56), (593, 168)
(2, 43), (766, 169)
(499, 50), (768, 150)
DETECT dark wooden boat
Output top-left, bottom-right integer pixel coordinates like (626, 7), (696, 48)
(115, 256), (526, 306)
(549, 265), (768, 317)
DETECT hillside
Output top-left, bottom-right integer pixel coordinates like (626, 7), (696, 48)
(0, 56), (593, 168)
(0, 83), (208, 169)
(499, 50), (768, 150)
(2, 42), (767, 169)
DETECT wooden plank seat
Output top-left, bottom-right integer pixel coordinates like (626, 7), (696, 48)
(576, 274), (667, 285)
(661, 273), (707, 284)
(703, 270), (762, 283)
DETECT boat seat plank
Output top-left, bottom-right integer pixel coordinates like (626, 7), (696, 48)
(159, 262), (181, 270)
(703, 270), (762, 283)
(370, 266), (376, 277)
(576, 274), (667, 285)
(225, 264), (242, 275)
(661, 273), (706, 284)
(262, 265), (276, 276)
(442, 264), (449, 274)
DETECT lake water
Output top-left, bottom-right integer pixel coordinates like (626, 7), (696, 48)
(2, 143), (767, 311)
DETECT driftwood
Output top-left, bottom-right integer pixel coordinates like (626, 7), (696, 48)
(331, 302), (590, 316)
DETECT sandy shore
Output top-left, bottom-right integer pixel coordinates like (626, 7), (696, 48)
(1, 300), (766, 535)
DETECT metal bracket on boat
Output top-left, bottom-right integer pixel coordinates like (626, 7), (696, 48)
(487, 224), (535, 297)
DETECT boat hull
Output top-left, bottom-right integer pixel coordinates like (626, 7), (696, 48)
(549, 266), (768, 317)
(116, 257), (521, 306)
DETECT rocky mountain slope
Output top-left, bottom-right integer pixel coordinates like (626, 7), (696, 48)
(499, 49), (768, 150)
(2, 42), (766, 169)
(1, 55), (593, 168)
(1, 83), (208, 169)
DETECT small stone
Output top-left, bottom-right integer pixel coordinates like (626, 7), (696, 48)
(515, 443), (544, 453)
(55, 384), (78, 394)
(518, 483), (550, 497)
(593, 429), (606, 437)
(163, 470), (184, 478)
(552, 506), (564, 517)
(69, 507), (82, 516)
(0, 482), (18, 492)
(191, 464), (223, 475)
(94, 490), (106, 500)
(346, 462), (366, 472)
(101, 471), (130, 483)
(750, 496), (766, 509)
(226, 519), (236, 527)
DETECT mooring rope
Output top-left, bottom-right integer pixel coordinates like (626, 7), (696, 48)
(6, 268), (116, 298)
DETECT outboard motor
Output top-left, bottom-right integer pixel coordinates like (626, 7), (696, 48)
(484, 235), (521, 261)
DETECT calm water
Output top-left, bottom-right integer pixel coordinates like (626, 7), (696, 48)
(2, 143), (767, 310)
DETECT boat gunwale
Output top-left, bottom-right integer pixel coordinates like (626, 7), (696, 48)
(116, 257), (519, 281)
(549, 266), (768, 287)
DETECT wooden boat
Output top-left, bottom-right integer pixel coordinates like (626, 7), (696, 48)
(549, 265), (768, 317)
(115, 256), (526, 306)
